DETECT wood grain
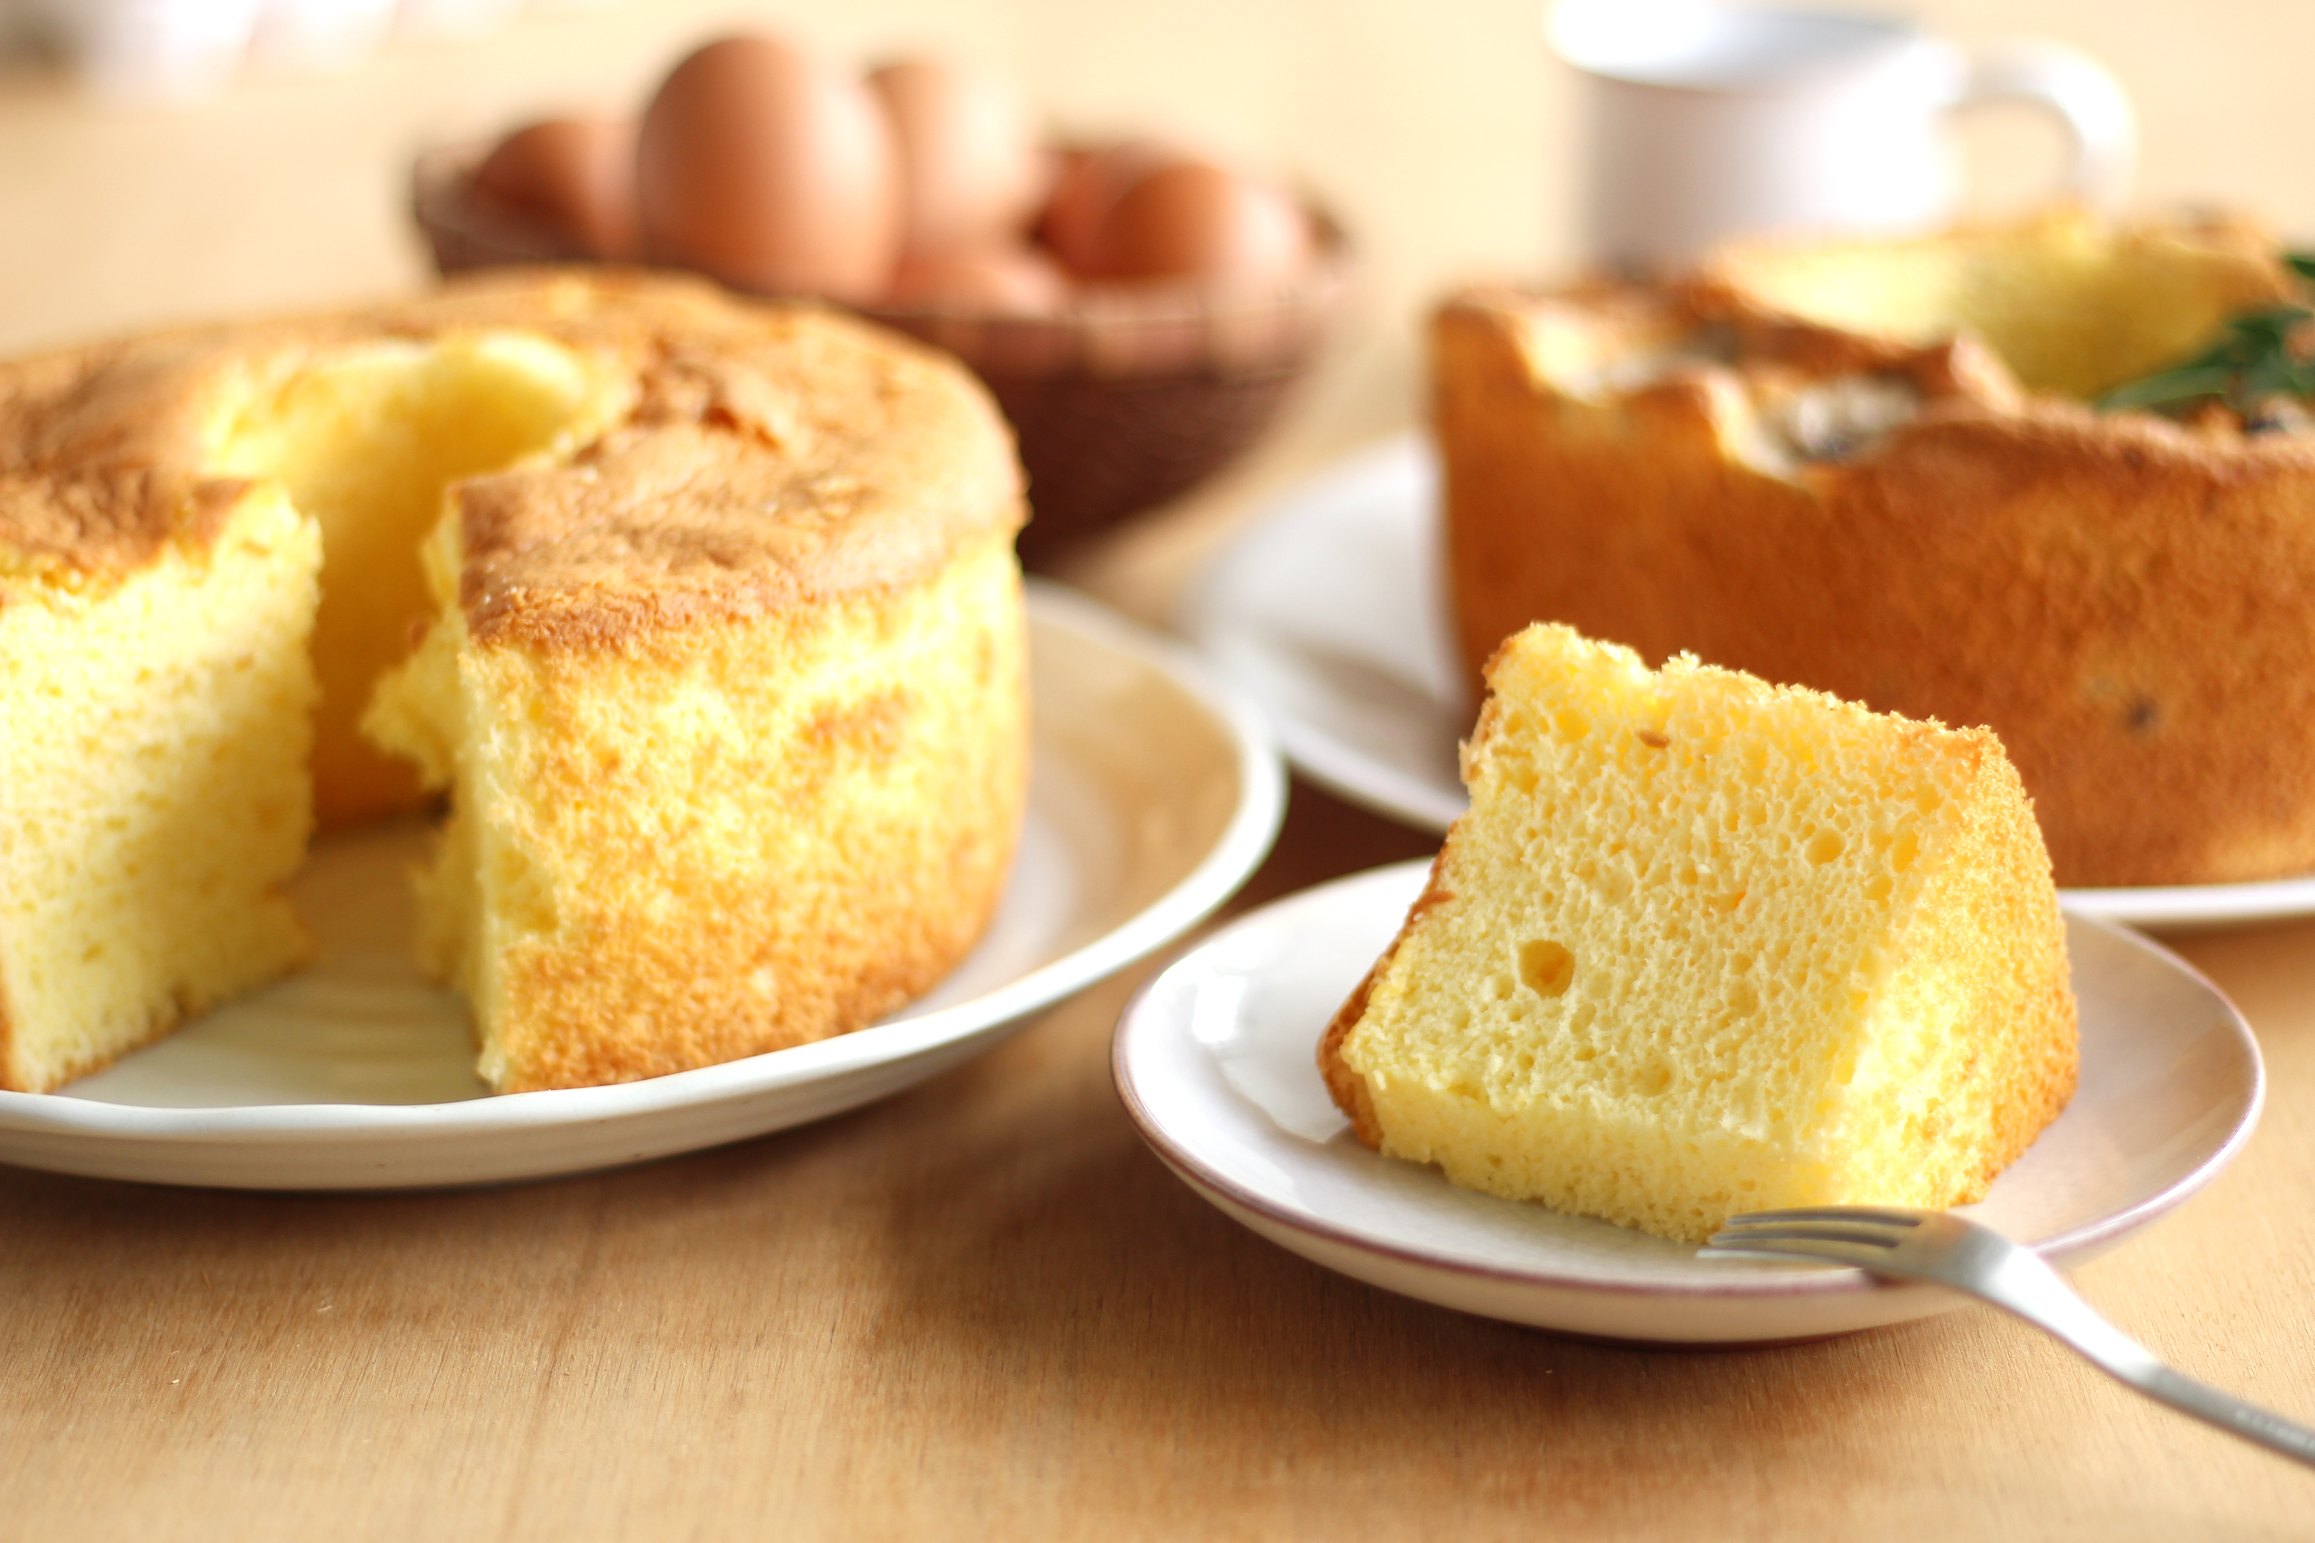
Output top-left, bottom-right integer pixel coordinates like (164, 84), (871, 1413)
(5, 784), (2312, 1541)
(5, 3), (2315, 1536)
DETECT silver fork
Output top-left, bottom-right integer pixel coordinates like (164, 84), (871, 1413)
(1701, 1206), (2315, 1470)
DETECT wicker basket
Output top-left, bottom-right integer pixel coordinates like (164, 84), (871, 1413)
(410, 145), (1354, 562)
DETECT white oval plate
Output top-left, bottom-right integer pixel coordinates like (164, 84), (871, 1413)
(0, 583), (1284, 1191)
(1182, 433), (2315, 930)
(1113, 860), (2264, 1344)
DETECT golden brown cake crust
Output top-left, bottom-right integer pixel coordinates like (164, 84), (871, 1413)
(428, 272), (1024, 648)
(1318, 858), (1459, 1150)
(1434, 259), (2315, 887)
(0, 269), (1024, 636)
(0, 335), (258, 578)
(438, 533), (1032, 1094)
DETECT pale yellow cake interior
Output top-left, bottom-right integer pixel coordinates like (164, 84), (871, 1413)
(1707, 212), (2288, 399)
(0, 487), (319, 1091)
(1332, 626), (2074, 1242)
(1, 333), (622, 1091)
(205, 334), (621, 826)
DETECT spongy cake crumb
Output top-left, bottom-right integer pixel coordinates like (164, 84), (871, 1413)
(1320, 624), (2077, 1242)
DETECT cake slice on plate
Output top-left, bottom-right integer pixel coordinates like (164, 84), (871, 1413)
(1320, 624), (2077, 1243)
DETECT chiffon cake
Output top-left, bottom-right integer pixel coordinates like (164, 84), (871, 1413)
(1435, 212), (2315, 887)
(1321, 624), (2077, 1244)
(0, 270), (1027, 1093)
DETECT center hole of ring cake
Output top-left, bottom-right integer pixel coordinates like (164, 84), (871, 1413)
(1518, 938), (1576, 999)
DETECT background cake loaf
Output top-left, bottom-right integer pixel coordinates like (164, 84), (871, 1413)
(1321, 624), (2078, 1243)
(0, 270), (1027, 1093)
(1435, 213), (2315, 887)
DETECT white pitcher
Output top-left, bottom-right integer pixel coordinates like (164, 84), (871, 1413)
(1548, 0), (2137, 268)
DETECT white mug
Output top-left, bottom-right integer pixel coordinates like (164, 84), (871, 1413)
(1547, 0), (2137, 269)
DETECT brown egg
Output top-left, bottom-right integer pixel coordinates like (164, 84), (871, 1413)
(1078, 159), (1312, 289)
(1036, 140), (1182, 276)
(471, 116), (639, 261)
(884, 242), (1068, 314)
(867, 56), (1045, 263)
(637, 34), (900, 301)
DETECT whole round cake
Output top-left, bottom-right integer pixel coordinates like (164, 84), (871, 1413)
(0, 269), (1028, 1093)
(1436, 213), (2315, 888)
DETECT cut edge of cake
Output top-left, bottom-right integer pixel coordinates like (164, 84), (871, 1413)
(0, 481), (321, 1092)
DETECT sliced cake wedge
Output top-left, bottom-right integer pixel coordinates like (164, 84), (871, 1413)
(1320, 623), (2077, 1243)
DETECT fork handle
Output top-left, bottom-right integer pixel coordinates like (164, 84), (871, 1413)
(1997, 1258), (2315, 1470)
(2127, 1365), (2315, 1468)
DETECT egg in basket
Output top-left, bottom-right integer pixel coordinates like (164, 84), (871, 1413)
(414, 34), (1353, 561)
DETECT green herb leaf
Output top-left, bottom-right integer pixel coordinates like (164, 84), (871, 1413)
(2097, 285), (2315, 417)
(2099, 364), (2240, 412)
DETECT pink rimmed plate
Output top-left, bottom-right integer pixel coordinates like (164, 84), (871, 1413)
(1112, 859), (2262, 1344)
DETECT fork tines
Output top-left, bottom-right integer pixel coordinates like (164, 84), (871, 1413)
(1699, 1205), (1935, 1265)
(1722, 1206), (1932, 1229)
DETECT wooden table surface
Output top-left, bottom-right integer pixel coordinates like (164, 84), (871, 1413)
(4, 4), (2314, 1538)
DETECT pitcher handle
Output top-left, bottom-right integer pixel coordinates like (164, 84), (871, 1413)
(1954, 39), (2137, 212)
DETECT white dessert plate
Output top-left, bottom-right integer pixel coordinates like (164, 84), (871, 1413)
(1182, 433), (2315, 931)
(1113, 860), (2264, 1344)
(0, 583), (1284, 1191)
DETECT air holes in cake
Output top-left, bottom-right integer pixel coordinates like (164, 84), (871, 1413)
(1727, 978), (1759, 1018)
(1518, 938), (1575, 999)
(1864, 873), (1892, 902)
(1709, 889), (1745, 914)
(2126, 696), (2160, 733)
(1553, 709), (1590, 742)
(1489, 972), (1515, 1002)
(1890, 828), (1919, 873)
(1636, 729), (1669, 750)
(1635, 1059), (1673, 1097)
(1806, 830), (1845, 865)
